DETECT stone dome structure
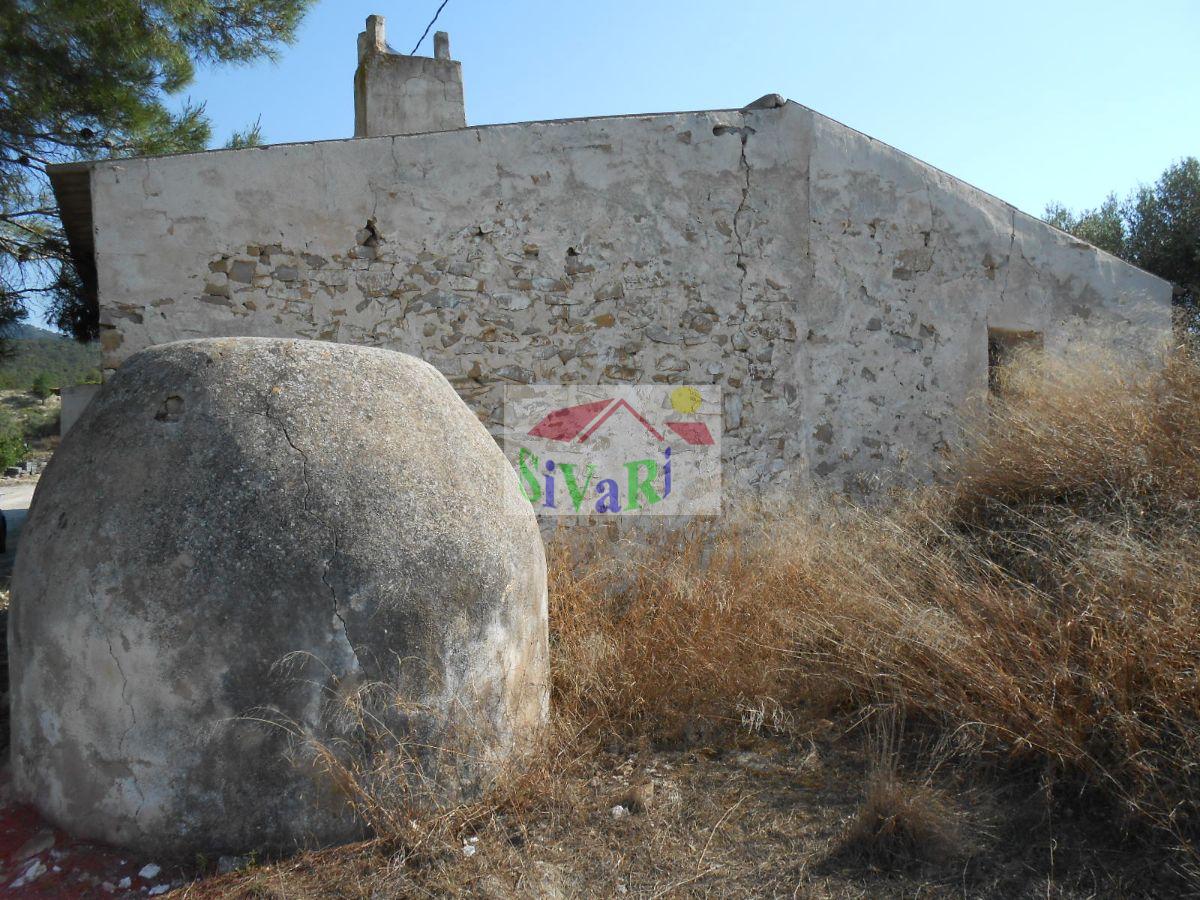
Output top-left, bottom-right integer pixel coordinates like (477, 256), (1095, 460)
(8, 337), (548, 855)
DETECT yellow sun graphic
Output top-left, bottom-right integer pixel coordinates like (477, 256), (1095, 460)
(670, 386), (702, 414)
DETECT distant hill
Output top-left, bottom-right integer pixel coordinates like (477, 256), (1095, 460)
(1, 323), (68, 342)
(0, 324), (101, 391)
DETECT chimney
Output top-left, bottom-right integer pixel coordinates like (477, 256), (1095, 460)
(353, 15), (466, 138)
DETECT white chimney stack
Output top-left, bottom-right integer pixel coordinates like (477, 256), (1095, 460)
(353, 15), (466, 138)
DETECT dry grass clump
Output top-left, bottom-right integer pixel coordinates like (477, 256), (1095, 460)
(547, 345), (1200, 861)
(955, 345), (1200, 518)
(792, 348), (1200, 843)
(547, 525), (804, 743)
(839, 769), (967, 866)
(834, 717), (974, 867)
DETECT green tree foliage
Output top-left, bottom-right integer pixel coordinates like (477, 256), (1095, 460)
(0, 0), (313, 341)
(225, 115), (264, 150)
(1044, 194), (1126, 259)
(1125, 159), (1200, 310)
(0, 407), (26, 468)
(1045, 158), (1200, 323)
(29, 370), (50, 400)
(0, 324), (100, 388)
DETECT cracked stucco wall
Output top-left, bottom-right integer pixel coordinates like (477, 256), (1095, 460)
(87, 101), (1171, 499)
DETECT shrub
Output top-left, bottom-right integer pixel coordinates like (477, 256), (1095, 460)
(30, 372), (52, 401)
(0, 408), (27, 469)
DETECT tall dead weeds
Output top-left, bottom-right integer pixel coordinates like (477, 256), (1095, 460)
(548, 344), (1200, 862)
(273, 343), (1200, 886)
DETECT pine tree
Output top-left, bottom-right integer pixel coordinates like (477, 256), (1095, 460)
(0, 0), (313, 340)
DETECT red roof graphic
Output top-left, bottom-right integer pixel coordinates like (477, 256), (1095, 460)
(528, 398), (713, 446)
(527, 398), (612, 441)
(578, 399), (663, 442)
(666, 421), (715, 446)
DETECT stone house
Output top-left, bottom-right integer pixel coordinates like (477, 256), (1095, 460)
(49, 15), (1171, 499)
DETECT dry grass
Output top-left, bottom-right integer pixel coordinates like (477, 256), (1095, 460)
(835, 717), (972, 867)
(197, 344), (1200, 895)
(547, 344), (1200, 865)
(547, 523), (803, 744)
(839, 770), (967, 866)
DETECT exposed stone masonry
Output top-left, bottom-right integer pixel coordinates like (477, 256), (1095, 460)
(86, 103), (1171, 501)
(181, 188), (801, 493)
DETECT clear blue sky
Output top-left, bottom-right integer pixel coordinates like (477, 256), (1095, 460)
(181, 0), (1196, 217)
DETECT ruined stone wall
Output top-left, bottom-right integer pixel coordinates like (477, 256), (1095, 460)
(802, 116), (1170, 490)
(87, 102), (1171, 500)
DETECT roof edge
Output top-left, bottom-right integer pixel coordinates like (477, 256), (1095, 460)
(45, 105), (755, 174)
(47, 97), (1173, 307)
(47, 165), (97, 312)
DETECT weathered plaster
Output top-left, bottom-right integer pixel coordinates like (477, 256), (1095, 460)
(353, 18), (465, 139)
(85, 101), (1172, 498)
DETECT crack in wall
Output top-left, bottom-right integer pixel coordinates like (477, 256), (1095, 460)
(918, 172), (938, 248)
(999, 208), (1017, 307)
(723, 121), (757, 309)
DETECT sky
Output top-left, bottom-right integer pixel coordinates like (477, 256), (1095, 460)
(174, 0), (1200, 219)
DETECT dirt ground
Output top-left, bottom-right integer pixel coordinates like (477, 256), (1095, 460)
(152, 729), (1182, 900)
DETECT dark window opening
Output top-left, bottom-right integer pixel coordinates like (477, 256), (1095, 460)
(988, 328), (1043, 394)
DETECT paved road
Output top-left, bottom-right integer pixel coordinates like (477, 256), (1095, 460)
(0, 480), (38, 580)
